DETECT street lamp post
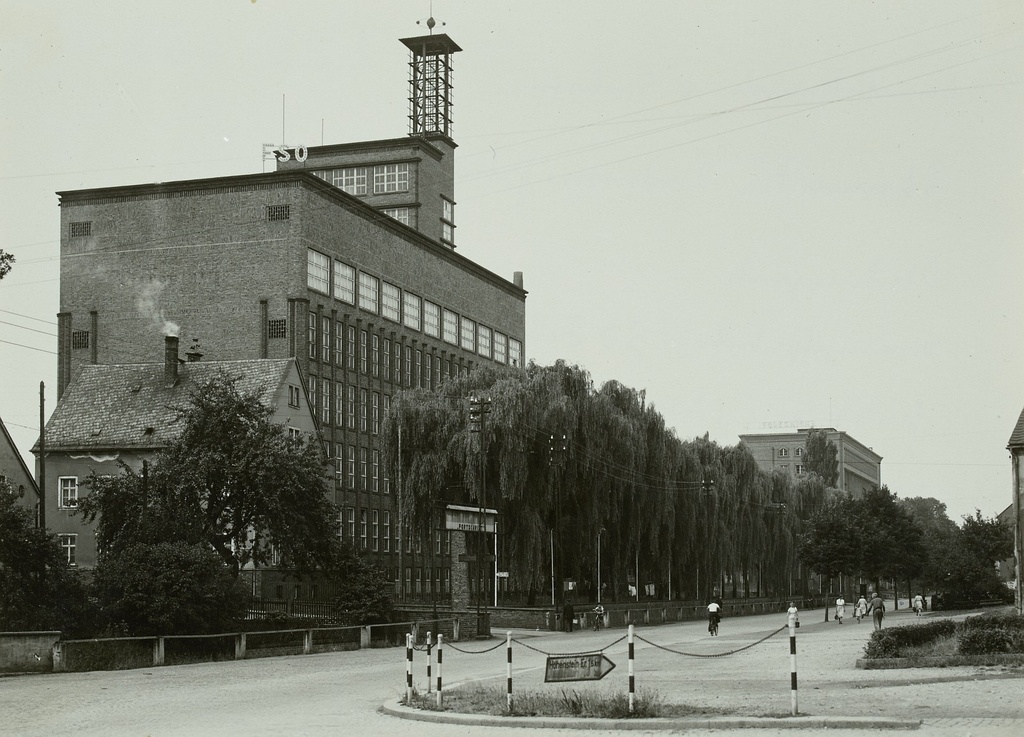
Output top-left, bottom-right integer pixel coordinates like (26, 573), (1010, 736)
(597, 527), (605, 604)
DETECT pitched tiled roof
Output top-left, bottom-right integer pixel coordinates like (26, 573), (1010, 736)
(1008, 405), (1024, 449)
(37, 359), (294, 452)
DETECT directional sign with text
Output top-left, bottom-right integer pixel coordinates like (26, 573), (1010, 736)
(544, 653), (616, 683)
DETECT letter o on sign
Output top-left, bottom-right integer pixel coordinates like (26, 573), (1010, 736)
(295, 146), (308, 162)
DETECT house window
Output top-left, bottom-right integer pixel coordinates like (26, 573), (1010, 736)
(795, 447), (803, 457)
(442, 309), (458, 345)
(477, 325), (492, 358)
(288, 427), (302, 441)
(494, 332), (507, 364)
(58, 477), (78, 509)
(308, 313), (317, 359)
(266, 204), (291, 221)
(424, 301), (441, 338)
(460, 317), (476, 352)
(373, 163), (409, 193)
(403, 292), (422, 331)
(509, 338), (522, 368)
(381, 282), (401, 322)
(333, 167), (367, 195)
(71, 330), (90, 349)
(358, 272), (379, 313)
(307, 249), (330, 294)
(779, 448), (789, 458)
(334, 261), (355, 304)
(58, 534), (77, 566)
(69, 221), (92, 238)
(779, 464), (789, 473)
(288, 385), (301, 408)
(268, 319), (287, 339)
(383, 207), (410, 225)
(795, 464), (805, 475)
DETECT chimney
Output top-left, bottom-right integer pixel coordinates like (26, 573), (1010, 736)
(164, 335), (179, 385)
(513, 271), (524, 289)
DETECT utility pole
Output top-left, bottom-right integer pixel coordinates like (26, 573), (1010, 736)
(549, 433), (567, 604)
(468, 396), (490, 633)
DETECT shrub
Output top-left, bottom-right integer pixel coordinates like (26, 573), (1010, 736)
(862, 619), (957, 659)
(958, 628), (1013, 655)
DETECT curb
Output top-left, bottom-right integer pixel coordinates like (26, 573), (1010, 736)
(379, 701), (922, 730)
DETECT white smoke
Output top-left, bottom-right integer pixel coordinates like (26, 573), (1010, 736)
(136, 278), (180, 337)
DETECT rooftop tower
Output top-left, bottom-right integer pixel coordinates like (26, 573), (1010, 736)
(401, 20), (462, 142)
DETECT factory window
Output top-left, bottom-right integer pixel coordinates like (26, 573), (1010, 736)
(779, 448), (789, 458)
(441, 198), (455, 244)
(358, 272), (379, 313)
(333, 167), (367, 195)
(347, 445), (356, 488)
(403, 292), (422, 331)
(494, 332), (507, 364)
(442, 309), (459, 345)
(266, 204), (291, 221)
(477, 325), (492, 358)
(795, 464), (805, 475)
(69, 221), (92, 237)
(509, 338), (522, 368)
(268, 319), (287, 339)
(460, 317), (476, 352)
(71, 330), (90, 349)
(321, 316), (331, 362)
(373, 163), (409, 193)
(424, 301), (441, 338)
(334, 261), (356, 304)
(306, 249), (330, 294)
(383, 207), (410, 225)
(308, 313), (317, 359)
(795, 447), (803, 457)
(381, 282), (401, 322)
(383, 511), (391, 552)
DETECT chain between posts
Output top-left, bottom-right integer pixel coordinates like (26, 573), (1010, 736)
(634, 624), (787, 658)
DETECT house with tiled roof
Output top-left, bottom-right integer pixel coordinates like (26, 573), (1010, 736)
(32, 336), (321, 568)
(1008, 404), (1024, 614)
(1, 415), (39, 512)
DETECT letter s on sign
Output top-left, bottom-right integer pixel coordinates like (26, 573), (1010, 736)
(276, 148), (291, 163)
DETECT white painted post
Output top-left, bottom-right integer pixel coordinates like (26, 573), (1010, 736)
(405, 633), (413, 704)
(506, 630), (513, 713)
(627, 623), (635, 714)
(435, 634), (443, 708)
(788, 610), (799, 716)
(425, 631), (432, 693)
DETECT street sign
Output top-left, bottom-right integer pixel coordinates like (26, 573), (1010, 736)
(495, 571), (509, 578)
(544, 653), (616, 683)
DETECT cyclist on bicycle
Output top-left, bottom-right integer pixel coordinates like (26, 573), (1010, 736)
(707, 600), (722, 635)
(592, 603), (606, 631)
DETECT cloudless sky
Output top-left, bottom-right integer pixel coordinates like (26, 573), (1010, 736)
(2, 1), (1021, 522)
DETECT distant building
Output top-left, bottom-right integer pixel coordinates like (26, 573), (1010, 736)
(1007, 404), (1024, 615)
(738, 428), (882, 496)
(33, 336), (318, 569)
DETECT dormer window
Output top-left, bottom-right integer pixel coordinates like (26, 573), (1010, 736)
(288, 385), (301, 408)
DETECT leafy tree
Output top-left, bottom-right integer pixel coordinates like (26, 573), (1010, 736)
(857, 486), (926, 595)
(81, 371), (339, 577)
(92, 541), (248, 635)
(0, 249), (13, 280)
(0, 480), (98, 635)
(323, 542), (394, 625)
(803, 429), (839, 487)
(899, 496), (957, 592)
(934, 510), (1013, 603)
(798, 493), (862, 617)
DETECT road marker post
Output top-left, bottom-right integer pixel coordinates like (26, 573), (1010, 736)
(425, 631), (432, 693)
(405, 633), (413, 704)
(506, 630), (513, 713)
(788, 610), (799, 716)
(628, 623), (635, 714)
(435, 634), (443, 708)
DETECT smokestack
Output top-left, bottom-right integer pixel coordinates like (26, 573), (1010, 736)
(164, 335), (179, 386)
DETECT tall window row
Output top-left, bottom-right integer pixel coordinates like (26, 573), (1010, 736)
(312, 163), (410, 196)
(308, 248), (523, 367)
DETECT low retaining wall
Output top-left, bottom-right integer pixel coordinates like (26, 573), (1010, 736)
(857, 652), (1024, 669)
(491, 598), (822, 631)
(0, 631), (61, 673)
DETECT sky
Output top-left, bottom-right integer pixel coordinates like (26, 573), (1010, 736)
(1, 1), (1022, 522)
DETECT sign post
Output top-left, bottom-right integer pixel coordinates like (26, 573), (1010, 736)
(544, 653), (616, 683)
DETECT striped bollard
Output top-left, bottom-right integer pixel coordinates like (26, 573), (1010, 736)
(627, 623), (635, 714)
(506, 630), (513, 713)
(405, 633), (413, 704)
(435, 634), (443, 708)
(425, 631), (432, 693)
(788, 611), (799, 715)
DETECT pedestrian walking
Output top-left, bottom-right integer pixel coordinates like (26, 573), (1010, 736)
(835, 595), (846, 624)
(562, 601), (575, 632)
(855, 595), (868, 623)
(913, 593), (924, 616)
(867, 592), (885, 630)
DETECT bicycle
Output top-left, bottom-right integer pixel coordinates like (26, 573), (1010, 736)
(708, 614), (720, 636)
(592, 608), (605, 631)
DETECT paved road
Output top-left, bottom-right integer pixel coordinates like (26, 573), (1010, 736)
(2, 609), (1021, 736)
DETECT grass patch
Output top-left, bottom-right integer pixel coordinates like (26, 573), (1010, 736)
(898, 633), (959, 658)
(404, 683), (730, 719)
